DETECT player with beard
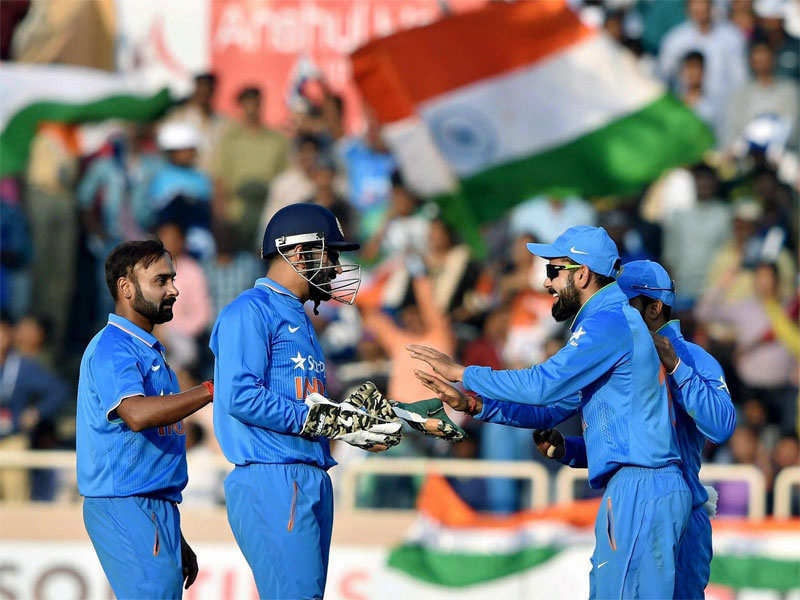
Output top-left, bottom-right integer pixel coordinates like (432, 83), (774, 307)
(210, 203), (401, 599)
(409, 226), (691, 599)
(76, 239), (214, 599)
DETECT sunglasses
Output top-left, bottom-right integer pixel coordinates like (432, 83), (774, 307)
(546, 263), (583, 280)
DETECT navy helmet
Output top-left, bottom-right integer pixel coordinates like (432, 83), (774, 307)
(261, 203), (359, 259)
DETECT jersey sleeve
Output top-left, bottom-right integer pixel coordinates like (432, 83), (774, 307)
(670, 346), (736, 444)
(463, 315), (627, 408)
(211, 299), (309, 434)
(474, 396), (578, 429)
(92, 342), (146, 423)
(560, 436), (588, 468)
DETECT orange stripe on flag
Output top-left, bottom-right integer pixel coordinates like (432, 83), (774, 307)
(351, 0), (596, 124)
(417, 474), (600, 530)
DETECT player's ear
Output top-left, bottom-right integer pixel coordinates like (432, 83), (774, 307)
(118, 276), (133, 300)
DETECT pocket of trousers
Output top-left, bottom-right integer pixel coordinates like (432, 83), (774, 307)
(606, 497), (617, 551)
(152, 511), (160, 557)
(287, 481), (298, 532)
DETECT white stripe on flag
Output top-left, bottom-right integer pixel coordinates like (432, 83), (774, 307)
(416, 34), (664, 177)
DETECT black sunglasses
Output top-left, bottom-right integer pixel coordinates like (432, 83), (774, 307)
(546, 263), (583, 280)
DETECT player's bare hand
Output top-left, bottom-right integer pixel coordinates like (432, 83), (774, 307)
(414, 369), (478, 414)
(651, 333), (679, 373)
(180, 534), (198, 589)
(533, 429), (565, 460)
(407, 345), (465, 382)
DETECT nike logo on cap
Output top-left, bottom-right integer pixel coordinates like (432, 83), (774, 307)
(288, 325), (300, 333)
(570, 246), (589, 255)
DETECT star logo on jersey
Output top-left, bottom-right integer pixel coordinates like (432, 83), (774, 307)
(290, 352), (306, 370)
(569, 326), (587, 347)
(717, 376), (730, 395)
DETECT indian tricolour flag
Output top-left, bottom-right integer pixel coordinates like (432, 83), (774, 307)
(0, 63), (171, 177)
(384, 476), (800, 599)
(351, 0), (713, 243)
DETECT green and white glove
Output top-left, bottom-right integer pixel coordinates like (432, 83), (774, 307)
(393, 398), (467, 442)
(301, 393), (402, 451)
(345, 382), (466, 442)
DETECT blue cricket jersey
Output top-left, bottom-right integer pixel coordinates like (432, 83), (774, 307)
(210, 278), (335, 468)
(76, 314), (186, 502)
(658, 320), (736, 507)
(463, 283), (681, 489)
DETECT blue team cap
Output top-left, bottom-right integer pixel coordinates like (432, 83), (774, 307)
(617, 260), (676, 307)
(527, 226), (621, 278)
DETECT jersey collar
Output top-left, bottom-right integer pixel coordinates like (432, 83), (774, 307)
(569, 282), (629, 332)
(255, 277), (302, 303)
(107, 314), (162, 350)
(655, 319), (683, 341)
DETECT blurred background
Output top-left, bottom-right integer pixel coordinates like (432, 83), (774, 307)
(0, 0), (798, 598)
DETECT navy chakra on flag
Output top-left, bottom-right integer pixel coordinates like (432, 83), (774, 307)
(426, 105), (498, 174)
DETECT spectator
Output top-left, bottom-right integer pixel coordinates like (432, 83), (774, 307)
(753, 0), (800, 81)
(335, 112), (396, 241)
(599, 210), (654, 264)
(508, 195), (596, 244)
(256, 134), (321, 240)
(362, 171), (430, 263)
(182, 422), (225, 506)
(724, 39), (799, 151)
(0, 178), (31, 319)
(361, 276), (454, 405)
(704, 196), (795, 303)
(0, 313), (69, 501)
(697, 262), (798, 429)
(662, 162), (732, 308)
(154, 222), (212, 371)
(25, 123), (80, 351)
(149, 122), (214, 259)
(306, 154), (354, 241)
(166, 73), (227, 174)
(203, 224), (261, 319)
(659, 0), (748, 106)
(714, 426), (773, 516)
(212, 86), (289, 249)
(13, 314), (53, 370)
(424, 218), (480, 316)
(674, 50), (721, 136)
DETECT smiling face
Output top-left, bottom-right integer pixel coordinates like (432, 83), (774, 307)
(544, 258), (584, 322)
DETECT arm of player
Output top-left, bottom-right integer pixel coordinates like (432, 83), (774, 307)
(561, 436), (588, 468)
(210, 300), (309, 434)
(533, 429), (588, 468)
(669, 349), (736, 444)
(116, 384), (214, 433)
(94, 344), (213, 432)
(475, 396), (578, 429)
(462, 316), (625, 408)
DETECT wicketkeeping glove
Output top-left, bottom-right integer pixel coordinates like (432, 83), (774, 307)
(345, 382), (466, 442)
(533, 428), (565, 459)
(300, 393), (402, 451)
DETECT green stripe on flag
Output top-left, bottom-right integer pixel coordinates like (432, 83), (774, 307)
(0, 89), (172, 177)
(458, 94), (713, 224)
(387, 542), (562, 587)
(710, 555), (800, 591)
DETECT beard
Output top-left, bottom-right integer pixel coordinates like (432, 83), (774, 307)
(308, 266), (336, 303)
(550, 274), (582, 322)
(132, 280), (175, 324)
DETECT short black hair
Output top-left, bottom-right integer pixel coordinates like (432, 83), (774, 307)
(682, 50), (705, 65)
(636, 295), (673, 321)
(237, 86), (262, 103)
(194, 72), (217, 85)
(105, 240), (170, 301)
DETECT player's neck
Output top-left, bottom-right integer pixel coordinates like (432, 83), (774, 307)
(264, 267), (309, 303)
(114, 304), (155, 334)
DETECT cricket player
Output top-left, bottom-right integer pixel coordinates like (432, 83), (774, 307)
(411, 226), (691, 599)
(77, 240), (214, 599)
(210, 203), (401, 599)
(618, 260), (736, 597)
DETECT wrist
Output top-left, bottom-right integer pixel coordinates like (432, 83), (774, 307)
(201, 380), (214, 400)
(668, 358), (681, 375)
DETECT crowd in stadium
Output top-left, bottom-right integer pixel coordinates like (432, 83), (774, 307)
(0, 0), (797, 514)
